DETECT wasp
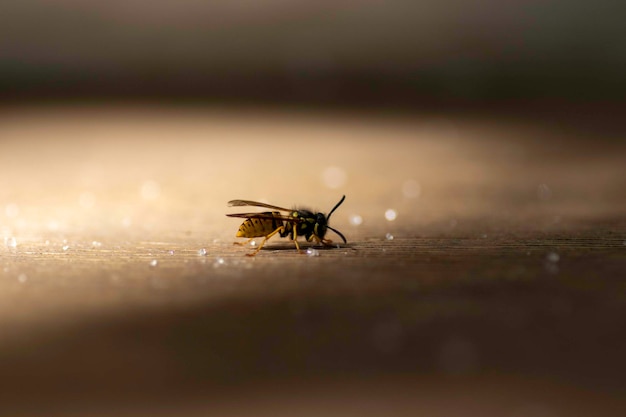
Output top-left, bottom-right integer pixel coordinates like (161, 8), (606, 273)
(226, 195), (347, 256)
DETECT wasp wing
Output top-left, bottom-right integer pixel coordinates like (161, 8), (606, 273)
(228, 200), (292, 212)
(226, 212), (303, 223)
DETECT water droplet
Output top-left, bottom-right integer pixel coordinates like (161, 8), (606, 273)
(5, 236), (17, 248)
(62, 245), (70, 251)
(168, 250), (175, 255)
(537, 183), (552, 201)
(249, 240), (257, 247)
(384, 209), (397, 221)
(349, 214), (363, 226)
(213, 257), (225, 267)
(547, 252), (559, 263)
(18, 274), (28, 283)
(544, 252), (560, 274)
(149, 259), (158, 267)
(306, 248), (320, 257)
(91, 241), (102, 248)
(198, 248), (207, 256)
(321, 166), (347, 189)
(140, 180), (161, 200)
(402, 179), (421, 199)
(5, 203), (20, 218)
(385, 233), (394, 241)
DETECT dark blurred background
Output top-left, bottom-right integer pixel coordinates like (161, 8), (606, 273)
(2, 0), (624, 111)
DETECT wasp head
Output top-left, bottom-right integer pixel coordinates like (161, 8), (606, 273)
(315, 195), (347, 245)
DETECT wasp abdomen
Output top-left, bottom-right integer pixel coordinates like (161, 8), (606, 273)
(236, 211), (283, 238)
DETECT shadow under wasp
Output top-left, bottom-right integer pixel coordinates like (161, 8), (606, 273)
(226, 195), (347, 256)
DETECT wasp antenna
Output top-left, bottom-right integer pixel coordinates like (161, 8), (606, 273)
(327, 195), (346, 221)
(327, 226), (347, 244)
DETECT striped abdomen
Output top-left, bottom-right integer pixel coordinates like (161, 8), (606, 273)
(236, 211), (284, 238)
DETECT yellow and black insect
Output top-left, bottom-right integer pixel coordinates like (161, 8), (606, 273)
(226, 195), (347, 256)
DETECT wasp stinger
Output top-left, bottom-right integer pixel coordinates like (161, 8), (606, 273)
(226, 195), (347, 256)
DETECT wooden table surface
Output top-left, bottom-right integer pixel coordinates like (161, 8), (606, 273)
(1, 105), (624, 416)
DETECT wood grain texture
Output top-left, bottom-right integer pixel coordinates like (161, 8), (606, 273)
(1, 105), (624, 416)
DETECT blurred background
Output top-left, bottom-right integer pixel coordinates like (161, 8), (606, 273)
(1, 1), (625, 416)
(1, 0), (624, 109)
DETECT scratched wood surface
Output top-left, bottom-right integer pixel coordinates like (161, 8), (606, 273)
(0, 105), (625, 416)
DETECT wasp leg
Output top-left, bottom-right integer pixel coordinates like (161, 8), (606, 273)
(247, 226), (284, 256)
(310, 236), (334, 247)
(233, 237), (256, 246)
(291, 227), (302, 253)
